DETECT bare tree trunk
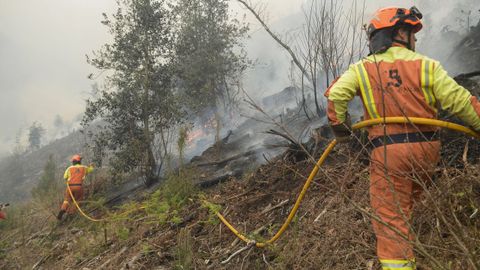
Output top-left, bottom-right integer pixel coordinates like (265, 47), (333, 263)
(142, 47), (157, 186)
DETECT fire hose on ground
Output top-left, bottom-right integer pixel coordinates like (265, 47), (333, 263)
(64, 117), (480, 255)
(66, 183), (145, 223)
(212, 117), (480, 250)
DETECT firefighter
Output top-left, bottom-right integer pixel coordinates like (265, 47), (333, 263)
(0, 203), (8, 220)
(57, 154), (94, 220)
(324, 6), (480, 270)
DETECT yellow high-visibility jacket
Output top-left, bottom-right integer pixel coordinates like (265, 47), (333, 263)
(324, 46), (480, 137)
(64, 164), (94, 185)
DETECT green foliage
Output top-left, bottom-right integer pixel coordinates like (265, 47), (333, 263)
(170, 212), (183, 225)
(109, 201), (143, 221)
(117, 226), (130, 241)
(177, 125), (190, 166)
(28, 121), (45, 151)
(174, 228), (194, 270)
(83, 0), (182, 186)
(31, 155), (60, 208)
(173, 0), (249, 115)
(142, 243), (152, 254)
(0, 240), (7, 260)
(199, 197), (221, 225)
(0, 149), (26, 202)
(0, 204), (22, 231)
(82, 0), (250, 184)
(145, 168), (197, 223)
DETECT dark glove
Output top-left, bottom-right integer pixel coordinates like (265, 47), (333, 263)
(330, 115), (352, 143)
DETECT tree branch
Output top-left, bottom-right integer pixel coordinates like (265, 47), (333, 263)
(234, 0), (310, 81)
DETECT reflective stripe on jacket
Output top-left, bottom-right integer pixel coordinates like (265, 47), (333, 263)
(64, 164), (94, 185)
(324, 46), (480, 137)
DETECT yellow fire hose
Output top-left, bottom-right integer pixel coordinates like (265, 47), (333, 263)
(64, 117), (479, 244)
(66, 184), (106, 222)
(66, 183), (145, 222)
(215, 117), (480, 248)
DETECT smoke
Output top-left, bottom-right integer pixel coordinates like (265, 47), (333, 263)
(240, 0), (480, 105)
(0, 0), (477, 156)
(0, 0), (117, 155)
(417, 0), (480, 73)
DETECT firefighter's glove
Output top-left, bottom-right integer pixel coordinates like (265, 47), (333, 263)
(330, 117), (352, 144)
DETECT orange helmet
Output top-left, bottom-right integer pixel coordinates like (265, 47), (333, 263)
(71, 154), (82, 163)
(367, 6), (423, 38)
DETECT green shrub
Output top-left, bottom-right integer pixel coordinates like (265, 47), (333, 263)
(145, 168), (198, 224)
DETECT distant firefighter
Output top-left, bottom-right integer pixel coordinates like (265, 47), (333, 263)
(57, 154), (94, 221)
(0, 203), (9, 220)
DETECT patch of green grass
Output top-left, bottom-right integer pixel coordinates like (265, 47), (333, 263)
(117, 226), (130, 241)
(144, 167), (198, 224)
(199, 197), (221, 226)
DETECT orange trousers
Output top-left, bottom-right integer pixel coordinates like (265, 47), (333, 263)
(370, 141), (440, 260)
(60, 186), (84, 214)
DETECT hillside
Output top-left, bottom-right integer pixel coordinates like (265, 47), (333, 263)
(1, 6), (480, 270)
(0, 130), (86, 203)
(1, 117), (479, 269)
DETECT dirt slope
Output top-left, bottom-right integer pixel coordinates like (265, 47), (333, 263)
(2, 131), (479, 269)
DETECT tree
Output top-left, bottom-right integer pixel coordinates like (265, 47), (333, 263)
(0, 150), (25, 202)
(296, 0), (366, 117)
(83, 0), (181, 186)
(173, 0), (249, 138)
(31, 155), (60, 211)
(235, 0), (366, 118)
(28, 122), (45, 150)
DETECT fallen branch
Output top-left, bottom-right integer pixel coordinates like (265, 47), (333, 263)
(221, 241), (256, 265)
(260, 199), (289, 215)
(462, 140), (469, 164)
(99, 246), (128, 269)
(122, 253), (143, 270)
(196, 149), (259, 167)
(314, 208), (328, 223)
(196, 171), (243, 189)
(265, 129), (298, 146)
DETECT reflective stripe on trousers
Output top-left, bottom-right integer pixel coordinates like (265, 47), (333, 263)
(380, 259), (416, 270)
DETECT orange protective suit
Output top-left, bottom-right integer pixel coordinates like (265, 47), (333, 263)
(325, 45), (480, 268)
(60, 164), (93, 214)
(370, 141), (440, 260)
(61, 185), (84, 214)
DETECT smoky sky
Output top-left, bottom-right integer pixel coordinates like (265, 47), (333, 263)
(0, 0), (299, 155)
(0, 0), (478, 155)
(0, 0), (118, 154)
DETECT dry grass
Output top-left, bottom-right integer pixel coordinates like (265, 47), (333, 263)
(1, 139), (479, 270)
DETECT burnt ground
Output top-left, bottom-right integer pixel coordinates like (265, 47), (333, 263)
(2, 130), (479, 270)
(2, 22), (480, 269)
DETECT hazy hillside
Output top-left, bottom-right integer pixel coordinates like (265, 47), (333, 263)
(0, 129), (89, 202)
